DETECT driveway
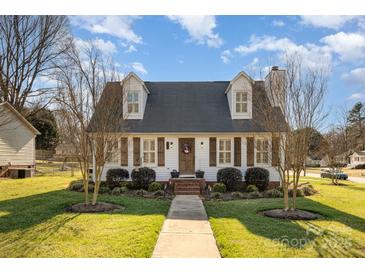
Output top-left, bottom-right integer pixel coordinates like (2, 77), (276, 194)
(303, 172), (365, 184)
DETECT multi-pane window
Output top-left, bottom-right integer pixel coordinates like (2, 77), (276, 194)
(143, 139), (156, 164)
(218, 139), (231, 164)
(235, 91), (248, 113)
(256, 139), (269, 164)
(106, 140), (119, 162)
(127, 91), (139, 114)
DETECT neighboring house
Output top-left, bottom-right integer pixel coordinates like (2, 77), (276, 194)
(349, 151), (365, 168)
(53, 142), (80, 161)
(0, 102), (40, 178)
(88, 68), (286, 185)
(306, 156), (321, 167)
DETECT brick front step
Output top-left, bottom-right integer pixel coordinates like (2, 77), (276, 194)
(170, 178), (206, 195)
(174, 190), (201, 195)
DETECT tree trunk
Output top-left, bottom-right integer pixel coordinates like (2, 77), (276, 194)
(92, 181), (100, 205)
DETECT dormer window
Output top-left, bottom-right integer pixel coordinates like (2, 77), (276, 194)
(235, 91), (247, 113)
(127, 91), (139, 114)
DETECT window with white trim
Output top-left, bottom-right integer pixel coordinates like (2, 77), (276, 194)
(106, 140), (119, 162)
(235, 91), (248, 113)
(143, 139), (156, 164)
(256, 139), (269, 164)
(127, 90), (139, 114)
(218, 139), (231, 164)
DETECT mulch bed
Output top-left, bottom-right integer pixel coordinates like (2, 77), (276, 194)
(261, 209), (320, 220)
(68, 202), (125, 213)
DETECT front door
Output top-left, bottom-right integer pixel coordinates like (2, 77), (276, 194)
(179, 138), (195, 175)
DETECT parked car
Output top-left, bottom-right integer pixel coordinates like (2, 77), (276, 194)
(320, 168), (348, 180)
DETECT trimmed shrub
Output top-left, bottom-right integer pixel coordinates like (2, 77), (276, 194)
(246, 184), (259, 193)
(353, 164), (365, 169)
(99, 186), (110, 194)
(120, 186), (128, 193)
(296, 189), (305, 197)
(217, 167), (242, 191)
(264, 188), (283, 198)
(212, 183), (226, 193)
(247, 191), (262, 199)
(111, 187), (121, 196)
(125, 181), (136, 190)
(231, 191), (244, 199)
(244, 167), (269, 191)
(148, 182), (162, 192)
(153, 190), (165, 197)
(68, 181), (83, 191)
(131, 167), (156, 190)
(195, 170), (205, 178)
(211, 192), (223, 199)
(106, 168), (129, 189)
(135, 189), (148, 196)
(275, 186), (284, 193)
(301, 186), (317, 196)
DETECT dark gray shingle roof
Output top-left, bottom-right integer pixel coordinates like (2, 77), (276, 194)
(87, 81), (286, 133)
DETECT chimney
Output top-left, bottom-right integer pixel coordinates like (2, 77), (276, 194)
(264, 66), (285, 108)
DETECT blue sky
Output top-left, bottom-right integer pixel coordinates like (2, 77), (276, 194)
(70, 15), (365, 124)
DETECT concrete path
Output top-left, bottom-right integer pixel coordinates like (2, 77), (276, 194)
(152, 195), (221, 258)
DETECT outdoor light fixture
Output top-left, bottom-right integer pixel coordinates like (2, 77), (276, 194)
(200, 141), (204, 148)
(166, 141), (173, 150)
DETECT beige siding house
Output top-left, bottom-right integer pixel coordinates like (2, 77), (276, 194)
(0, 102), (40, 178)
(88, 69), (286, 188)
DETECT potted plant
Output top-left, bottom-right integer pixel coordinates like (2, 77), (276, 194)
(170, 169), (180, 178)
(195, 170), (204, 178)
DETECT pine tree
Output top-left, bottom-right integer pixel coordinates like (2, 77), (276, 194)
(347, 102), (365, 150)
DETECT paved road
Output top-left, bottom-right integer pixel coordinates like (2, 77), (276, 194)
(303, 172), (365, 184)
(152, 195), (220, 258)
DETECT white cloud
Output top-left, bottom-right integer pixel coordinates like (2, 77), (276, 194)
(130, 62), (147, 75)
(124, 45), (137, 53)
(342, 68), (365, 101)
(299, 16), (357, 29)
(74, 38), (117, 55)
(234, 35), (331, 69)
(167, 16), (223, 48)
(71, 16), (142, 44)
(347, 92), (365, 100)
(93, 38), (117, 55)
(320, 32), (365, 62)
(342, 67), (365, 86)
(220, 50), (232, 64)
(272, 20), (285, 27)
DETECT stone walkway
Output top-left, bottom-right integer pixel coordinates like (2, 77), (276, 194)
(152, 195), (221, 258)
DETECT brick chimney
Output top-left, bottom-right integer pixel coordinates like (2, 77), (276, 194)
(264, 66), (285, 108)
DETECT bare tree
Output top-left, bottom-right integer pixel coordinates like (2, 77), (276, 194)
(256, 52), (329, 211)
(55, 39), (124, 205)
(322, 127), (344, 185)
(0, 15), (70, 115)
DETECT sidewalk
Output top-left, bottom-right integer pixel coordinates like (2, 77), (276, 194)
(152, 195), (221, 258)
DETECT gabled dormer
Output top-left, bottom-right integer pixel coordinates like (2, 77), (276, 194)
(225, 71), (254, 119)
(122, 72), (150, 120)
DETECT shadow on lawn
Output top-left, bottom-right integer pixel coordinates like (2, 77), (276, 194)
(0, 189), (170, 234)
(206, 197), (365, 257)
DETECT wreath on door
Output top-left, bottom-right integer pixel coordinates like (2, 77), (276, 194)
(182, 143), (191, 154)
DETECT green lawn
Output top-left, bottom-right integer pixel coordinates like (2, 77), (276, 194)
(0, 175), (170, 258)
(205, 177), (365, 258)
